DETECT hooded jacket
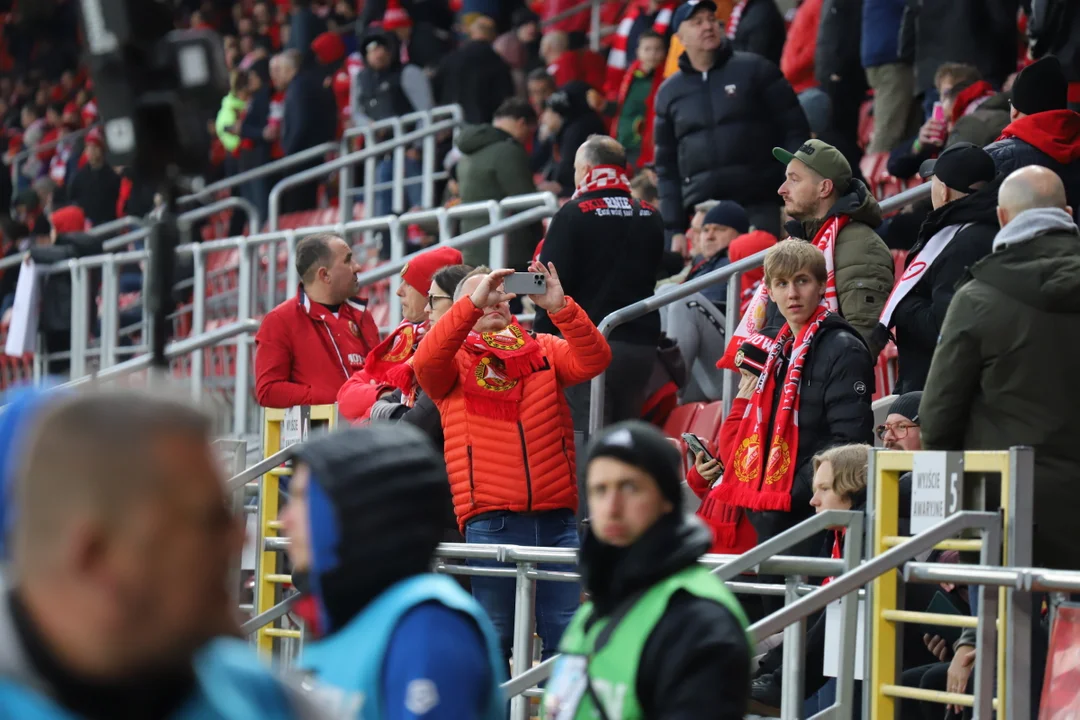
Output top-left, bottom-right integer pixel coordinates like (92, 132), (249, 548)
(985, 110), (1080, 222)
(921, 208), (1080, 570)
(888, 180), (1000, 393)
(653, 42), (809, 238)
(774, 179), (895, 355)
(575, 513), (751, 717)
(946, 91), (1012, 150)
(29, 232), (105, 335)
(455, 125), (541, 268)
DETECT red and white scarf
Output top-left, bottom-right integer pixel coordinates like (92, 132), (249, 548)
(718, 215), (849, 369)
(605, 1), (675, 96)
(878, 224), (965, 329)
(726, 0), (750, 38)
(364, 320), (427, 406)
(572, 164), (632, 199)
(717, 305), (831, 512)
(461, 320), (547, 421)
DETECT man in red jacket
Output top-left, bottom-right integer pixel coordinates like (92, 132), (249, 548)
(254, 233), (380, 408)
(337, 245), (464, 421)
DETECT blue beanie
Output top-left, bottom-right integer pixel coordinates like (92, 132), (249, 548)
(703, 200), (750, 235)
(0, 388), (58, 557)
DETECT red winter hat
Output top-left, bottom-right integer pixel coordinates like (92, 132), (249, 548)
(383, 0), (412, 30)
(311, 31), (346, 65)
(85, 127), (104, 147)
(62, 101), (79, 118)
(400, 246), (464, 293)
(50, 205), (87, 235)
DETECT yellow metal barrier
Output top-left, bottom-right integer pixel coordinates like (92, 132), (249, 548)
(255, 405), (338, 657)
(870, 451), (1011, 718)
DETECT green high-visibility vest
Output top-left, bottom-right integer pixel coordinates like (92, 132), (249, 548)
(542, 564), (749, 719)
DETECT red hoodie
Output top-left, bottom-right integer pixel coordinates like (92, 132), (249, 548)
(996, 110), (1080, 164)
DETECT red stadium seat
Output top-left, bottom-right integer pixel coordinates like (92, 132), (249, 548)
(687, 401), (725, 454)
(662, 402), (704, 441)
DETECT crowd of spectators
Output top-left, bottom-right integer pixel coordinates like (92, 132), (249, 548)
(3, 0), (1080, 716)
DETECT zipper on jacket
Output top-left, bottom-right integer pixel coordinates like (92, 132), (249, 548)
(467, 446), (476, 506)
(321, 320), (350, 379)
(518, 421), (533, 512)
(701, 70), (722, 174)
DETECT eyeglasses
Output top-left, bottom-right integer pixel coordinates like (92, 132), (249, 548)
(427, 293), (452, 308)
(875, 422), (918, 441)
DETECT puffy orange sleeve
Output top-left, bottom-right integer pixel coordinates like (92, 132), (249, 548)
(336, 371), (387, 422)
(414, 296), (483, 401)
(543, 297), (613, 387)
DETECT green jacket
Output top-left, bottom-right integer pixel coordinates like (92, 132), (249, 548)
(946, 92), (1011, 150)
(788, 179), (895, 356)
(215, 93), (247, 154)
(455, 124), (541, 268)
(921, 209), (1080, 570)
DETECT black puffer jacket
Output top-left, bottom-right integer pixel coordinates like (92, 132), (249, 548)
(654, 43), (809, 238)
(1029, 0), (1080, 86)
(985, 112), (1080, 223)
(899, 0), (1018, 95)
(887, 181), (999, 394)
(731, 0), (786, 66)
(747, 314), (875, 543)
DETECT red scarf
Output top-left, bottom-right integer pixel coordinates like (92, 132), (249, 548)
(950, 80), (995, 124)
(726, 0), (750, 38)
(613, 60), (665, 168)
(364, 320), (427, 405)
(718, 305), (831, 512)
(571, 164), (631, 199)
(461, 320), (547, 421)
(995, 109), (1080, 164)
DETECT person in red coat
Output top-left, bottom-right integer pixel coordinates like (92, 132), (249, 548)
(779, 0), (822, 95)
(311, 31), (351, 137)
(254, 233), (380, 408)
(337, 245), (464, 421)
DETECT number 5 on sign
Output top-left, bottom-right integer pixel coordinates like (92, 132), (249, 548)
(910, 451), (964, 533)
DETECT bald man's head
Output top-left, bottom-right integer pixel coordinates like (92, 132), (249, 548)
(540, 31), (568, 63)
(997, 166), (1072, 228)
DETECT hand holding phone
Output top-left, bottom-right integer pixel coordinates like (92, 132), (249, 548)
(502, 272), (547, 296)
(682, 433), (713, 461)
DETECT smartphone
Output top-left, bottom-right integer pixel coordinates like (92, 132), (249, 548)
(682, 433), (715, 463)
(503, 272), (547, 296)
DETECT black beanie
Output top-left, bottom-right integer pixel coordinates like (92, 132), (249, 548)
(887, 391), (922, 424)
(586, 421), (683, 512)
(1011, 55), (1068, 116)
(292, 423), (451, 632)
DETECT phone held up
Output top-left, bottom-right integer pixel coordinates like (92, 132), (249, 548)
(503, 272), (547, 296)
(682, 433), (717, 464)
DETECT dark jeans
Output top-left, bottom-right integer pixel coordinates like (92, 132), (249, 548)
(464, 509), (580, 662)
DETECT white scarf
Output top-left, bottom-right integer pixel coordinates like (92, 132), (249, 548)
(878, 224), (965, 328)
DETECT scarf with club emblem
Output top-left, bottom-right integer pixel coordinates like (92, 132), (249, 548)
(364, 320), (427, 406)
(717, 305), (830, 512)
(461, 319), (547, 420)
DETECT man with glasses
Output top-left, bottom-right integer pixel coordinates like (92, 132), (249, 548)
(878, 391), (922, 451)
(338, 246), (462, 423)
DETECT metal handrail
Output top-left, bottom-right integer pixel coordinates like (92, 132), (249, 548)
(588, 249), (769, 436)
(501, 510), (1001, 701)
(226, 446), (293, 494)
(0, 215), (149, 272)
(241, 595), (299, 636)
(268, 118), (460, 231)
(178, 141), (340, 207)
(56, 318), (259, 388)
(905, 562), (1080, 593)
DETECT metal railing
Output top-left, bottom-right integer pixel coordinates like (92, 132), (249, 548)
(589, 181), (934, 437)
(268, 118), (461, 231)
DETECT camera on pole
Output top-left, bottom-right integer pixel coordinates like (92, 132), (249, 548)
(78, 0), (229, 368)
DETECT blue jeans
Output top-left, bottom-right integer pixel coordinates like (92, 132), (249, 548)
(465, 509), (581, 662)
(374, 155), (422, 217)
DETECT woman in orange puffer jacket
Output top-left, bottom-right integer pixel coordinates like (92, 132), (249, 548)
(413, 264), (612, 532)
